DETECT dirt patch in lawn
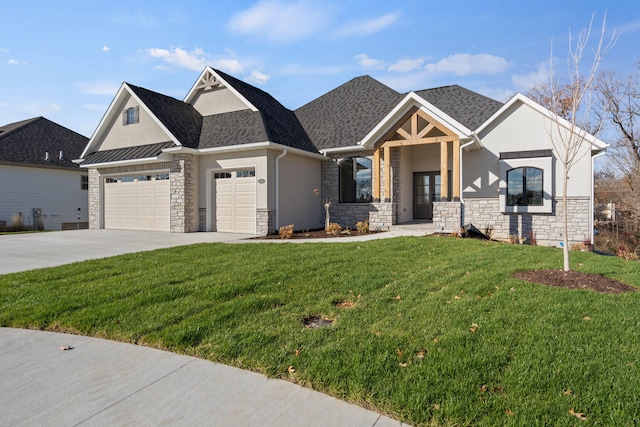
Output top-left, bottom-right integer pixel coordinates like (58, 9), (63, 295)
(302, 315), (334, 329)
(513, 270), (636, 294)
(259, 229), (385, 239)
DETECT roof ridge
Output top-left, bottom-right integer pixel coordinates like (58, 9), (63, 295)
(0, 117), (43, 139)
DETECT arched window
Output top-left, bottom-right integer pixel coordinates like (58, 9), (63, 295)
(507, 167), (543, 206)
(339, 157), (372, 203)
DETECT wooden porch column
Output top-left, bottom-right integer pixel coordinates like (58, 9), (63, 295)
(440, 141), (448, 200)
(384, 146), (391, 201)
(373, 147), (381, 201)
(452, 138), (460, 200)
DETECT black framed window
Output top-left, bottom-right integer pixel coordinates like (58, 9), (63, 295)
(123, 106), (139, 125)
(339, 157), (372, 203)
(507, 167), (543, 206)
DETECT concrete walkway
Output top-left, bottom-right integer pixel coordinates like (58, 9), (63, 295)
(0, 328), (406, 426)
(0, 229), (416, 426)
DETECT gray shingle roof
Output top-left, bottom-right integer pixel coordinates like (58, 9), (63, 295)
(213, 69), (318, 153)
(82, 141), (175, 165)
(199, 110), (267, 149)
(413, 85), (503, 131)
(295, 76), (403, 150)
(0, 117), (88, 169)
(127, 84), (202, 149)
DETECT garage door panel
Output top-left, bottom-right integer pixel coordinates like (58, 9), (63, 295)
(215, 171), (256, 233)
(104, 174), (170, 232)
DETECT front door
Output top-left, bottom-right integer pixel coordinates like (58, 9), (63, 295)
(413, 172), (442, 220)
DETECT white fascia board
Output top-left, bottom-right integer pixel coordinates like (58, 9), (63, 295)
(183, 66), (258, 112)
(80, 83), (128, 158)
(79, 153), (173, 169)
(320, 145), (372, 155)
(476, 93), (609, 151)
(183, 141), (327, 161)
(359, 92), (471, 149)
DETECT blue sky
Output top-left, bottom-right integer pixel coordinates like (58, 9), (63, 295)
(1, 1), (638, 137)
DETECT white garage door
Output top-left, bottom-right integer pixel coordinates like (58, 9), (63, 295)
(215, 170), (256, 233)
(104, 173), (170, 231)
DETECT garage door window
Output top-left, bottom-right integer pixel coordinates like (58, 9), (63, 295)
(155, 173), (169, 180)
(237, 170), (256, 178)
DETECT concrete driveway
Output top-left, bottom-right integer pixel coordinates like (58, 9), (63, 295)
(0, 229), (254, 275)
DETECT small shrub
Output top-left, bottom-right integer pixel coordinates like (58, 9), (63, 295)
(508, 234), (520, 244)
(616, 244), (640, 260)
(484, 224), (494, 239)
(527, 231), (537, 246)
(356, 219), (369, 234)
(279, 224), (294, 239)
(326, 222), (342, 235)
(341, 227), (351, 235)
(11, 213), (26, 231)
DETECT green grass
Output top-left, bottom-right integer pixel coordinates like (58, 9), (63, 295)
(1, 236), (639, 426)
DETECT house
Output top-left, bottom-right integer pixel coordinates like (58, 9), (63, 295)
(78, 66), (606, 246)
(0, 117), (89, 230)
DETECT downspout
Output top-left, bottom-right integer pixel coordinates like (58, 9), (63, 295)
(274, 149), (288, 230)
(591, 150), (606, 245)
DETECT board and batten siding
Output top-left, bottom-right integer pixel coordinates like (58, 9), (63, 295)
(0, 165), (88, 230)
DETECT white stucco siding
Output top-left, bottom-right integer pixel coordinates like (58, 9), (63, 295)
(190, 87), (251, 116)
(467, 101), (593, 199)
(99, 95), (174, 151)
(0, 165), (88, 230)
(277, 153), (322, 230)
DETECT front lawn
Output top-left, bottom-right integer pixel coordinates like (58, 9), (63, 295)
(1, 236), (639, 426)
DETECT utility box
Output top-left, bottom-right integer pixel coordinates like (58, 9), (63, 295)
(32, 208), (43, 231)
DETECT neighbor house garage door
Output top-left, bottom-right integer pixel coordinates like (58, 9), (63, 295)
(104, 173), (170, 231)
(215, 170), (256, 233)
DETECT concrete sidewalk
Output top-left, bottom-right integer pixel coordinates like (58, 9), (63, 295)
(0, 328), (407, 426)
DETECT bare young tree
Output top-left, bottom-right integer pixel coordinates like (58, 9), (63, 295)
(546, 14), (617, 271)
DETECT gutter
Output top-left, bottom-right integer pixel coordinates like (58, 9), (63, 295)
(275, 149), (288, 230)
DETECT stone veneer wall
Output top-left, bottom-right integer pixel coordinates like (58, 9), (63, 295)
(87, 161), (171, 230)
(463, 197), (591, 245)
(170, 154), (196, 233)
(433, 201), (462, 233)
(321, 149), (400, 229)
(256, 209), (275, 235)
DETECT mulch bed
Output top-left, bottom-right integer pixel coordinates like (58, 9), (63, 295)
(259, 229), (384, 239)
(513, 270), (636, 294)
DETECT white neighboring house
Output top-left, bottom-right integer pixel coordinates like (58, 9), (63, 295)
(0, 117), (89, 230)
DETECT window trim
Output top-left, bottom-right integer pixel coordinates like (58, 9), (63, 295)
(122, 106), (139, 126)
(499, 156), (552, 214)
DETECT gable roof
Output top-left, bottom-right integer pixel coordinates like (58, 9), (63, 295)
(210, 69), (317, 153)
(0, 117), (88, 169)
(413, 85), (503, 131)
(295, 76), (404, 150)
(127, 84), (203, 149)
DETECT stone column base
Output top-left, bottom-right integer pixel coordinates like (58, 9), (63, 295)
(433, 201), (462, 233)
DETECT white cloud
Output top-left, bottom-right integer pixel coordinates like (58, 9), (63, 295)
(7, 59), (19, 65)
(354, 54), (384, 69)
(76, 80), (121, 96)
(228, 0), (332, 43)
(247, 70), (270, 85)
(389, 57), (425, 73)
(210, 58), (244, 75)
(335, 13), (400, 37)
(425, 54), (510, 76)
(147, 47), (208, 71)
(49, 104), (61, 111)
(511, 62), (550, 92)
(102, 46), (110, 52)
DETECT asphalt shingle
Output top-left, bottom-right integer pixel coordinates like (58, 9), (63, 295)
(0, 117), (88, 169)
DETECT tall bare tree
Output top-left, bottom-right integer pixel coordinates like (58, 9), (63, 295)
(545, 14), (617, 271)
(595, 64), (640, 233)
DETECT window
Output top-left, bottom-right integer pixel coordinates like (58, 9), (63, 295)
(214, 172), (232, 179)
(81, 175), (88, 190)
(339, 157), (372, 203)
(507, 167), (543, 206)
(137, 175), (151, 181)
(155, 173), (169, 181)
(105, 177), (118, 184)
(121, 175), (135, 183)
(122, 106), (139, 125)
(237, 170), (256, 178)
